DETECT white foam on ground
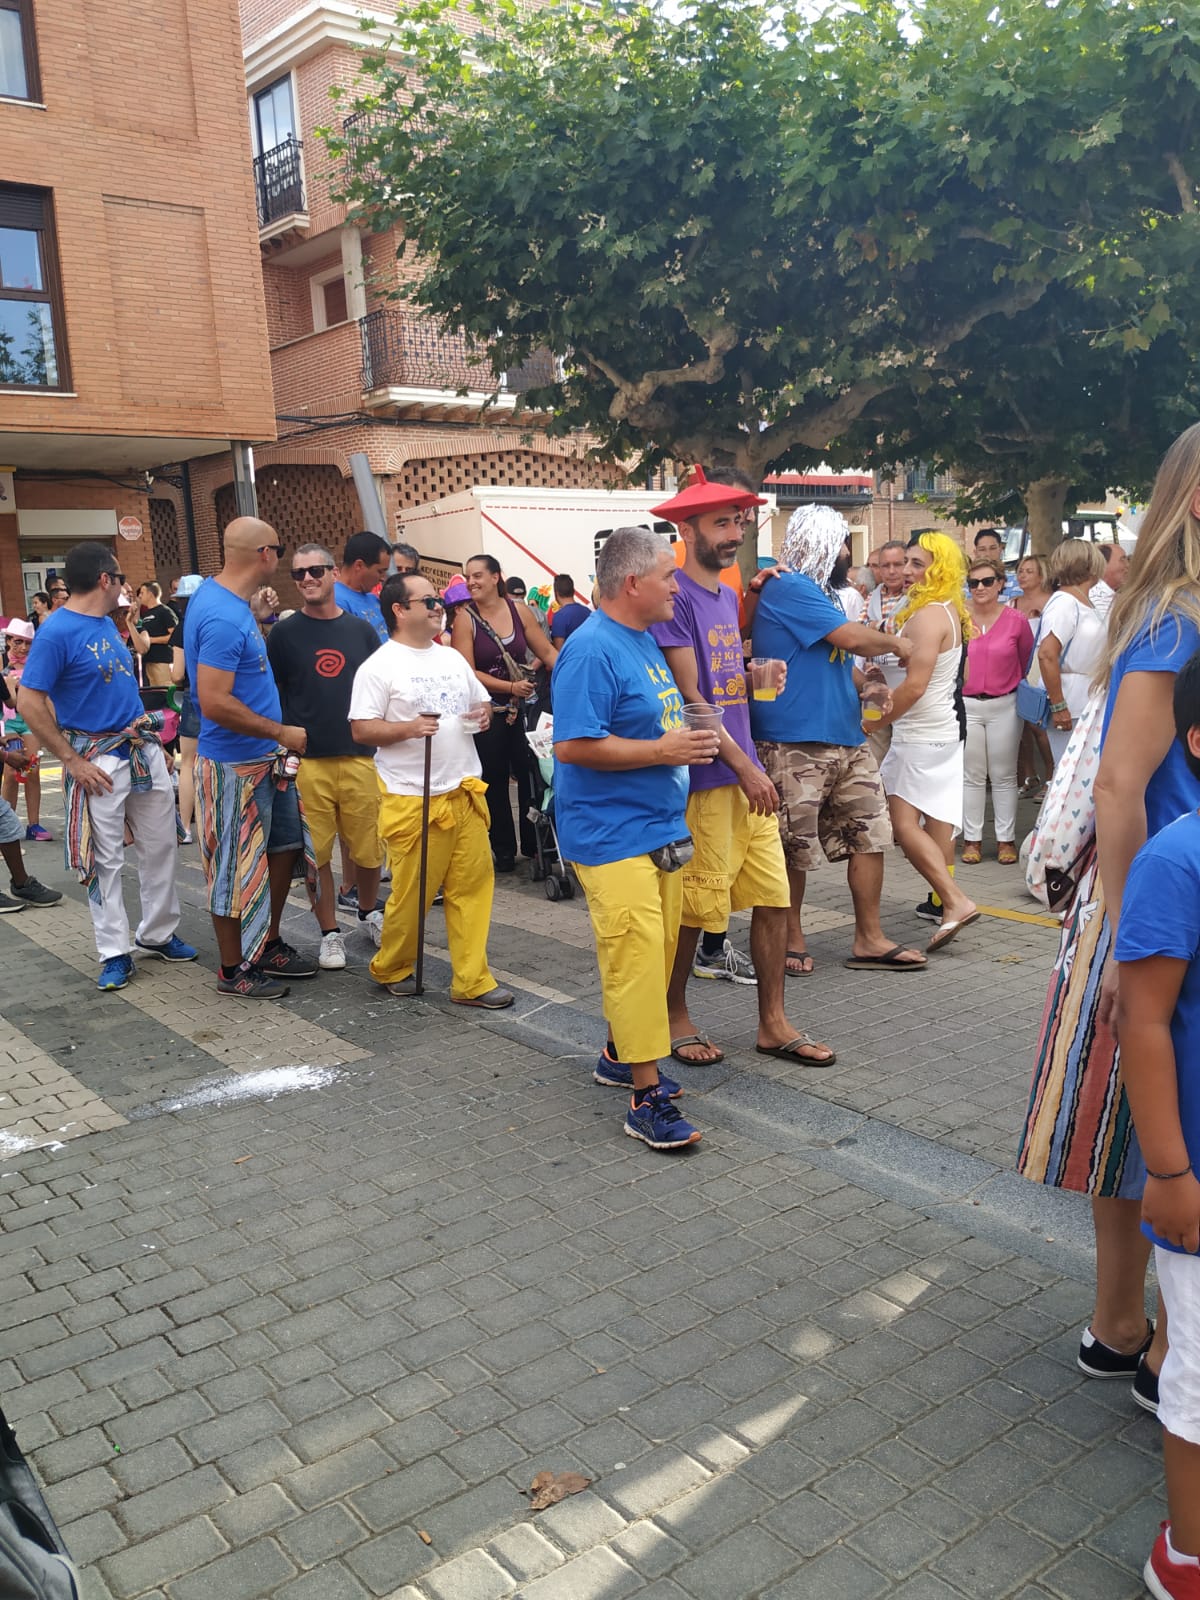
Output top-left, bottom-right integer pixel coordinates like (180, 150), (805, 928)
(0, 1131), (36, 1157)
(158, 1065), (342, 1114)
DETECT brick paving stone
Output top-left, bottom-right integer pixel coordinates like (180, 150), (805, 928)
(99, 1515), (228, 1597)
(420, 1548), (514, 1600)
(518, 1546), (643, 1600)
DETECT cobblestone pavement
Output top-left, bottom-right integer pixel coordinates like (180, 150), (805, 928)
(0, 787), (1165, 1599)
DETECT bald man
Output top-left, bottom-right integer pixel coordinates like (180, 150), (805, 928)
(184, 518), (316, 998)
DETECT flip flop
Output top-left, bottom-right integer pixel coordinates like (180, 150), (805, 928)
(926, 911), (981, 954)
(755, 1036), (836, 1067)
(785, 950), (814, 977)
(843, 945), (927, 972)
(670, 1034), (725, 1066)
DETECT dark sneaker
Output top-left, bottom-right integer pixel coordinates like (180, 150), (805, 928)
(1133, 1355), (1160, 1416)
(24, 823), (53, 842)
(98, 954), (133, 991)
(1145, 1524), (1200, 1599)
(10, 877), (61, 907)
(0, 890), (26, 915)
(253, 940), (318, 979)
(594, 1052), (683, 1098)
(337, 885), (359, 909)
(452, 986), (515, 1010)
(135, 934), (198, 962)
(624, 1086), (702, 1150)
(1077, 1321), (1153, 1378)
(217, 964), (289, 1000)
(915, 895), (941, 923)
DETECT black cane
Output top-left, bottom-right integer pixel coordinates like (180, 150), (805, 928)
(413, 724), (434, 994)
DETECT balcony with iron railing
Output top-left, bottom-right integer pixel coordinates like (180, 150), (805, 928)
(253, 137), (306, 232)
(360, 308), (557, 412)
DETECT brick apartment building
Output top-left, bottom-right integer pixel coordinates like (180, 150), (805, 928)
(764, 468), (987, 565)
(163, 0), (618, 611)
(0, 0), (275, 619)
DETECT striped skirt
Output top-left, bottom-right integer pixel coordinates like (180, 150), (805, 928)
(1016, 844), (1145, 1199)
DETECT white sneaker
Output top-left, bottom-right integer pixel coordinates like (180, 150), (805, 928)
(363, 909), (384, 948)
(318, 930), (346, 970)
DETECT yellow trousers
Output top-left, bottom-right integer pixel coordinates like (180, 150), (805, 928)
(370, 778), (498, 1000)
(574, 854), (683, 1064)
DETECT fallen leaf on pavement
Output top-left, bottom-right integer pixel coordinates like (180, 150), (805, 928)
(527, 1470), (591, 1511)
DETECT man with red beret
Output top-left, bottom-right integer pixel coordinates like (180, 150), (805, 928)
(648, 468), (836, 1070)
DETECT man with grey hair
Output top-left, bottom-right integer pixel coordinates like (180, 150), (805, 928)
(267, 541), (384, 969)
(554, 527), (721, 1150)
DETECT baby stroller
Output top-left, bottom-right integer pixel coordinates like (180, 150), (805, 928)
(525, 714), (574, 901)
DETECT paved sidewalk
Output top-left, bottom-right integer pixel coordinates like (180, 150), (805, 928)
(0, 790), (1166, 1600)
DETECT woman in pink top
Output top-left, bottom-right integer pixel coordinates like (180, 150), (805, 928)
(961, 559), (1035, 863)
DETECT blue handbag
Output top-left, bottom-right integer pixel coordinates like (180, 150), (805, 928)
(1017, 613), (1072, 729)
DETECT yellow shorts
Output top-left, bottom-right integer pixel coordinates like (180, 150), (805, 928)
(573, 855), (683, 1066)
(295, 756), (383, 869)
(681, 784), (789, 931)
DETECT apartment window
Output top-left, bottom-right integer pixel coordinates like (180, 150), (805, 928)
(310, 267), (348, 331)
(0, 0), (39, 101)
(0, 186), (65, 388)
(253, 76), (296, 154)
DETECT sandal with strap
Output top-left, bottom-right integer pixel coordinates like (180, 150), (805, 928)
(960, 843), (982, 865)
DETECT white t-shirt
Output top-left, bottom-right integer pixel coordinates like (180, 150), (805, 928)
(836, 586), (865, 624)
(1089, 580), (1116, 620)
(1040, 591), (1106, 719)
(348, 640), (489, 796)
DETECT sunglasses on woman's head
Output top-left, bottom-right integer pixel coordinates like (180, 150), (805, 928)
(967, 577), (998, 589)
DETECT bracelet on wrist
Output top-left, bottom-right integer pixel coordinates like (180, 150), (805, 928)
(1146, 1163), (1193, 1181)
(1049, 701), (1068, 714)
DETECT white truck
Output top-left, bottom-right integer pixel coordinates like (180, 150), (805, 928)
(398, 484), (779, 595)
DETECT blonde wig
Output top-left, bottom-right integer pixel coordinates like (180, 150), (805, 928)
(894, 532), (973, 638)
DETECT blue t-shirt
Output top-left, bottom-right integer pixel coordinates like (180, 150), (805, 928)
(550, 602), (591, 643)
(1115, 810), (1200, 1254)
(650, 568), (761, 793)
(184, 579), (281, 761)
(334, 582), (388, 644)
(552, 610), (688, 867)
(1103, 611), (1200, 836)
(20, 608), (143, 733)
(749, 572), (863, 747)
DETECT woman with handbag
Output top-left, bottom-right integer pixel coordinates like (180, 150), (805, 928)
(960, 559), (1034, 864)
(452, 553), (558, 871)
(1037, 539), (1107, 762)
(1019, 421), (1200, 1416)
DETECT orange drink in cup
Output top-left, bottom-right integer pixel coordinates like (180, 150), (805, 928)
(749, 658), (783, 702)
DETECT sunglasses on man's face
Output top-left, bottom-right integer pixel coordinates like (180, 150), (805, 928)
(967, 577), (998, 590)
(291, 564), (333, 582)
(256, 543), (284, 555)
(105, 571), (126, 586)
(403, 596), (445, 612)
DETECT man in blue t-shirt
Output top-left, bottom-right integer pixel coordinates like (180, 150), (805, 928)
(186, 518), (315, 1000)
(19, 542), (193, 990)
(554, 527), (721, 1151)
(750, 505), (923, 974)
(1115, 649), (1200, 1588)
(334, 531), (392, 644)
(549, 573), (591, 644)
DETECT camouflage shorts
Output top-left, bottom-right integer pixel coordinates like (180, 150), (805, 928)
(755, 741), (892, 870)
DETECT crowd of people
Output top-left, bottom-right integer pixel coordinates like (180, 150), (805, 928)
(4, 434), (1200, 1590)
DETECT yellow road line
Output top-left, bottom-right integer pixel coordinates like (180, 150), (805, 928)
(976, 903), (1061, 929)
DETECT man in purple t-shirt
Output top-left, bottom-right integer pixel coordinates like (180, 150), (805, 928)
(650, 479), (836, 1069)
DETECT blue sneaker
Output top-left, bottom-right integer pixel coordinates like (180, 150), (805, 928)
(337, 886), (359, 909)
(98, 954), (134, 992)
(594, 1051), (682, 1098)
(624, 1086), (702, 1150)
(136, 935), (198, 963)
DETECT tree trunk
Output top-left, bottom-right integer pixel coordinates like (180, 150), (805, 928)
(1025, 476), (1070, 557)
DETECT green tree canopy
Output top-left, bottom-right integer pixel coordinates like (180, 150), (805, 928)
(333, 0), (1200, 490)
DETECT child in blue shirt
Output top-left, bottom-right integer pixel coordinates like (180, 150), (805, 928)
(1116, 646), (1200, 1598)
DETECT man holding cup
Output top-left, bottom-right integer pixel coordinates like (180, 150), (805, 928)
(649, 471), (835, 1068)
(554, 527), (720, 1149)
(751, 505), (925, 974)
(349, 571), (513, 1008)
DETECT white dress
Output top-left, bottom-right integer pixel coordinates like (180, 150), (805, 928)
(879, 601), (964, 830)
(1040, 591), (1106, 762)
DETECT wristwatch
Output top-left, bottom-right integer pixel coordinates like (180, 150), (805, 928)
(1049, 700), (1069, 714)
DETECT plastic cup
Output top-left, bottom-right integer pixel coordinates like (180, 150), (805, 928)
(862, 706), (883, 723)
(749, 658), (783, 702)
(682, 703), (725, 733)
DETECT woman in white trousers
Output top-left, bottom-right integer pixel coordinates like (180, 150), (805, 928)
(961, 560), (1034, 864)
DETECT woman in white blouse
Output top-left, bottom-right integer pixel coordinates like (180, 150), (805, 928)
(1037, 540), (1107, 762)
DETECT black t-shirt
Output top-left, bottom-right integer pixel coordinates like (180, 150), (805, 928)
(139, 603), (178, 664)
(267, 609), (381, 758)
